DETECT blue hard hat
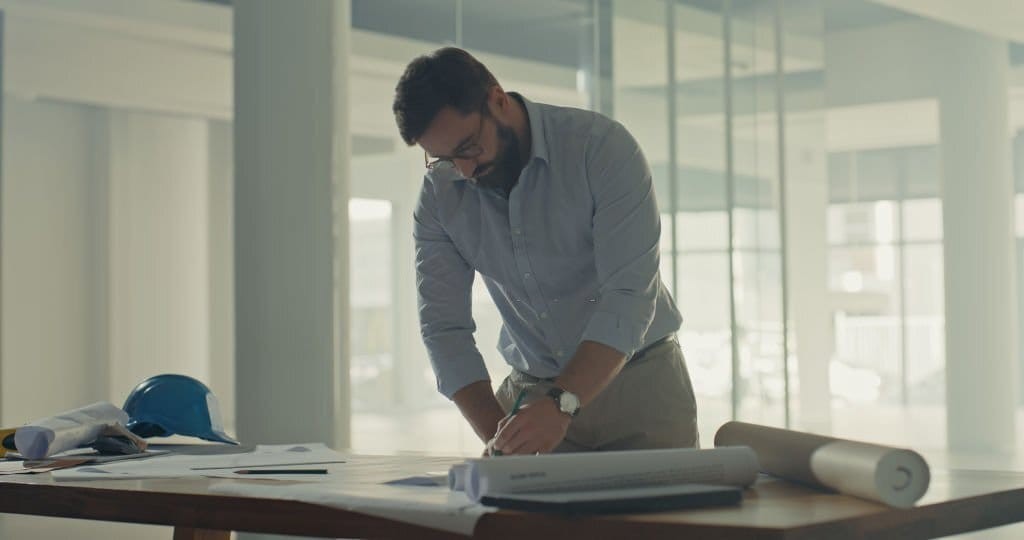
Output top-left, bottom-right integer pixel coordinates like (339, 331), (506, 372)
(123, 374), (238, 445)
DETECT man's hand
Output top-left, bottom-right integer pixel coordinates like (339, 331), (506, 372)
(492, 397), (570, 455)
(452, 381), (507, 445)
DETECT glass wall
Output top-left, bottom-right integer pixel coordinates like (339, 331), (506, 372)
(347, 0), (1024, 456)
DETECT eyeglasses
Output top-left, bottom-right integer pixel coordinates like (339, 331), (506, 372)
(424, 109), (487, 173)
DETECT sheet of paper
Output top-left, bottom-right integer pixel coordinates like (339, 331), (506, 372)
(0, 449), (170, 476)
(0, 457), (91, 475)
(51, 443), (346, 481)
(385, 473), (449, 487)
(209, 454), (493, 535)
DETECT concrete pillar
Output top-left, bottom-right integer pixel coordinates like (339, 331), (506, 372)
(392, 195), (421, 406)
(233, 0), (351, 449)
(785, 115), (833, 434)
(938, 26), (1018, 453)
(207, 120), (235, 432)
(0, 9), (6, 425)
(107, 111), (211, 400)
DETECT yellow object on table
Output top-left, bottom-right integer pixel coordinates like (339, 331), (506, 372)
(0, 428), (17, 458)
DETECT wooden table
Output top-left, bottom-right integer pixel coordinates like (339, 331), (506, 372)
(0, 467), (1022, 539)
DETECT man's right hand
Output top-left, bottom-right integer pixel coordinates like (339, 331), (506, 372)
(483, 437), (498, 457)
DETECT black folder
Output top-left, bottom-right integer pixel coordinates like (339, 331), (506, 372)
(479, 483), (743, 514)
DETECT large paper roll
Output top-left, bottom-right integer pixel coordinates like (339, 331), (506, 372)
(448, 463), (468, 491)
(460, 446), (759, 503)
(714, 421), (930, 508)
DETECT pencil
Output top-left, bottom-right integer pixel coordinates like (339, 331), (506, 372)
(233, 469), (328, 475)
(492, 389), (530, 457)
(509, 388), (528, 415)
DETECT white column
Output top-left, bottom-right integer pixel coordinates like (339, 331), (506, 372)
(207, 120), (235, 432)
(233, 0), (351, 448)
(107, 111), (211, 400)
(392, 195), (422, 405)
(785, 115), (833, 434)
(938, 26), (1018, 453)
(0, 9), (6, 426)
(394, 152), (433, 407)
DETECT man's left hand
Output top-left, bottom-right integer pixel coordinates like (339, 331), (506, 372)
(492, 397), (570, 455)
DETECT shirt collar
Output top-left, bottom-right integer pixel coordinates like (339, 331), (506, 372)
(509, 92), (550, 165)
(435, 92), (548, 187)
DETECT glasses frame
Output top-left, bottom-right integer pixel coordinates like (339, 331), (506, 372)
(423, 105), (489, 173)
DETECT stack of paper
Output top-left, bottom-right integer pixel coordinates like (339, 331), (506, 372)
(455, 446), (759, 502)
(444, 446), (758, 513)
(52, 443), (346, 481)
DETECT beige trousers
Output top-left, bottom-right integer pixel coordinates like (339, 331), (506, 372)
(495, 336), (700, 452)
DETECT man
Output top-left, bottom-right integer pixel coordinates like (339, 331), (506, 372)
(393, 47), (697, 455)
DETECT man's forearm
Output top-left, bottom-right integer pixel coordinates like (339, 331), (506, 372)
(491, 341), (627, 455)
(554, 340), (627, 407)
(452, 380), (507, 443)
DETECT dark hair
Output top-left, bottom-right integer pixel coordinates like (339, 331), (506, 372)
(392, 47), (499, 146)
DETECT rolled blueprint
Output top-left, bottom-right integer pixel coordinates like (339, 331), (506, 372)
(460, 446), (759, 503)
(15, 402), (131, 459)
(448, 463), (468, 491)
(714, 421), (930, 508)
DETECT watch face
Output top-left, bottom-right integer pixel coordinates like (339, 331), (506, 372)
(559, 392), (580, 415)
(548, 387), (580, 416)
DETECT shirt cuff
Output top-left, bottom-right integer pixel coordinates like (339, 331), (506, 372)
(435, 355), (492, 400)
(579, 310), (645, 357)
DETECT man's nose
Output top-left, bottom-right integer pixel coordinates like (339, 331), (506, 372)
(453, 157), (477, 178)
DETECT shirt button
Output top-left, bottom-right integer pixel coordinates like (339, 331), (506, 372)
(556, 350), (565, 357)
(552, 298), (560, 303)
(513, 228), (522, 235)
(540, 312), (548, 319)
(524, 272), (532, 279)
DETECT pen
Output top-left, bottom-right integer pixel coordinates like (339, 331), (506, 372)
(509, 388), (528, 415)
(192, 460), (346, 471)
(233, 469), (328, 475)
(491, 389), (529, 457)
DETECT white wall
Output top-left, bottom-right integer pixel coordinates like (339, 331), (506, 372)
(0, 97), (174, 540)
(0, 5), (231, 538)
(1, 96), (108, 424)
(0, 0), (231, 119)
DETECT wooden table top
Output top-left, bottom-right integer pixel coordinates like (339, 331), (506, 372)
(0, 465), (1022, 539)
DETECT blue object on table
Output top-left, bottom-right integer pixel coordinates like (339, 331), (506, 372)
(123, 374), (238, 445)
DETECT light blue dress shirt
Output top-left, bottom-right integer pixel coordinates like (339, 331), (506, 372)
(414, 94), (683, 399)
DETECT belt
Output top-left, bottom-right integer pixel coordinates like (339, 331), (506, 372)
(627, 334), (676, 364)
(511, 335), (677, 383)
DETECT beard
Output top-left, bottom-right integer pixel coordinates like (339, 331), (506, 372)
(472, 122), (522, 195)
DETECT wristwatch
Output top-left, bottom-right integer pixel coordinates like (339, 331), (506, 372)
(547, 386), (581, 417)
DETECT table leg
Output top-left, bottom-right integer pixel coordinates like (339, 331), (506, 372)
(172, 526), (231, 540)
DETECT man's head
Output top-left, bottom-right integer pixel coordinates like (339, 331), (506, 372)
(393, 47), (525, 193)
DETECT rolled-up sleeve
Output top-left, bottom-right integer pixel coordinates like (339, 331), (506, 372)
(413, 179), (490, 399)
(579, 121), (662, 356)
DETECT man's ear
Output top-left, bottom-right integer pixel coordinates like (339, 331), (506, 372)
(489, 85), (508, 115)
